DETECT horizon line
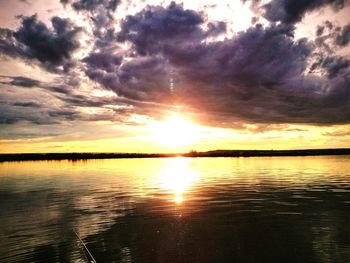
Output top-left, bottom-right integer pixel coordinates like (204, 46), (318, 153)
(1, 148), (350, 162)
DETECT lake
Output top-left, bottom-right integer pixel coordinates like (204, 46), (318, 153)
(0, 156), (350, 263)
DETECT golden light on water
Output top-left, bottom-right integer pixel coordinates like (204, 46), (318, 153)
(158, 157), (198, 204)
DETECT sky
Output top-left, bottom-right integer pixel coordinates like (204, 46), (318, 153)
(0, 0), (350, 153)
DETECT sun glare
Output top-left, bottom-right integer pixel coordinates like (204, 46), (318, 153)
(150, 113), (201, 148)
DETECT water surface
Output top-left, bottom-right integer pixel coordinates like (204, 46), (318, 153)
(1, 156), (350, 262)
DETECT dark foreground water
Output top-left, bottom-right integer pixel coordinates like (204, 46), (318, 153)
(0, 156), (350, 263)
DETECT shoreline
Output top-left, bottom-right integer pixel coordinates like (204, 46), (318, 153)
(1, 148), (350, 162)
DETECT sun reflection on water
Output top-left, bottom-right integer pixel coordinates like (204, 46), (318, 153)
(158, 157), (198, 204)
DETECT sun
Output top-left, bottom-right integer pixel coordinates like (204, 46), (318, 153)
(149, 113), (201, 148)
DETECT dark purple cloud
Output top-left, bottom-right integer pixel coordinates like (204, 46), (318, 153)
(83, 51), (122, 73)
(314, 21), (342, 56)
(312, 21), (350, 79)
(117, 2), (221, 55)
(0, 28), (23, 58)
(263, 0), (349, 24)
(317, 56), (350, 78)
(0, 15), (81, 71)
(12, 101), (41, 108)
(335, 23), (350, 46)
(85, 2), (227, 102)
(0, 101), (58, 124)
(64, 0), (120, 12)
(80, 2), (350, 126)
(8, 76), (41, 88)
(61, 0), (121, 35)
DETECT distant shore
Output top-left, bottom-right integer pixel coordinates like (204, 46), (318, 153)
(1, 148), (350, 162)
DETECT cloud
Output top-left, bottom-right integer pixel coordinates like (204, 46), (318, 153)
(0, 73), (145, 126)
(320, 56), (350, 78)
(83, 51), (122, 73)
(0, 104), (54, 124)
(323, 128), (350, 136)
(0, 28), (25, 58)
(263, 0), (349, 24)
(0, 75), (82, 98)
(62, 0), (121, 33)
(48, 109), (77, 119)
(60, 0), (70, 5)
(311, 22), (350, 78)
(68, 0), (120, 12)
(115, 55), (172, 101)
(12, 101), (41, 107)
(315, 21), (350, 50)
(82, 1), (350, 126)
(0, 15), (81, 71)
(335, 23), (350, 46)
(8, 76), (41, 88)
(116, 2), (220, 55)
(85, 2), (228, 103)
